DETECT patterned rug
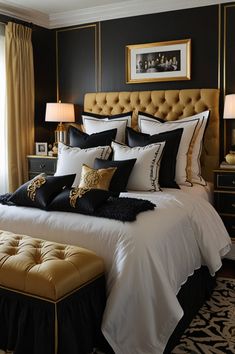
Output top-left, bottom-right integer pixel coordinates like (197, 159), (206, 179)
(172, 277), (235, 354)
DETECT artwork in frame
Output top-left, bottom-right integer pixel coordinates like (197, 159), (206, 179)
(35, 142), (48, 156)
(126, 39), (191, 83)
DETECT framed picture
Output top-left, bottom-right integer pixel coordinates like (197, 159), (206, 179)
(126, 39), (191, 83)
(35, 142), (48, 156)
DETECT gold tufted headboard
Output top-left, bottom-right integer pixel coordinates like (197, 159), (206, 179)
(84, 89), (220, 182)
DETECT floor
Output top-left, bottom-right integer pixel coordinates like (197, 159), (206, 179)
(218, 258), (235, 278)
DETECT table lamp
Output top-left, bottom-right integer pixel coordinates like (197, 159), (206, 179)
(45, 101), (75, 144)
(223, 94), (235, 164)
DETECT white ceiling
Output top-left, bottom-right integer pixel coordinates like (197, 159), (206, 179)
(0, 0), (230, 28)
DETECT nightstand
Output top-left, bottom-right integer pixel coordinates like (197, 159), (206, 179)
(214, 168), (235, 241)
(27, 155), (57, 180)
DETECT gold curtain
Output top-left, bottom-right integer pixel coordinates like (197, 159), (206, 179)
(5, 22), (34, 192)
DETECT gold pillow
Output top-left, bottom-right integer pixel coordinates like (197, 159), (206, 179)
(79, 164), (117, 190)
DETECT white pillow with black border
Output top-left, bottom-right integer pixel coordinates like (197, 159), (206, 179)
(138, 113), (200, 186)
(82, 112), (132, 143)
(55, 143), (112, 187)
(138, 110), (210, 186)
(111, 141), (165, 191)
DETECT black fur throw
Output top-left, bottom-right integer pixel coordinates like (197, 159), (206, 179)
(93, 197), (155, 221)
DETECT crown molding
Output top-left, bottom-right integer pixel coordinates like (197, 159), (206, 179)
(50, 0), (229, 28)
(0, 0), (230, 29)
(0, 2), (49, 27)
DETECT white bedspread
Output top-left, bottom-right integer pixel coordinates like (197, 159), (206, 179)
(0, 189), (231, 354)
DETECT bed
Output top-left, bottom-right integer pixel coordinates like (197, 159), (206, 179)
(0, 89), (231, 354)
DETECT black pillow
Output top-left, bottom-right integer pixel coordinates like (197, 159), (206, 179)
(68, 126), (117, 148)
(94, 158), (136, 194)
(9, 173), (76, 209)
(126, 127), (183, 189)
(49, 188), (110, 214)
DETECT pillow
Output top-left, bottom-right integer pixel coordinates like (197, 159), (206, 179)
(68, 126), (117, 148)
(111, 141), (165, 191)
(82, 112), (132, 143)
(55, 143), (112, 186)
(126, 127), (183, 189)
(49, 188), (110, 214)
(79, 164), (117, 190)
(94, 158), (137, 194)
(138, 112), (204, 186)
(9, 173), (76, 209)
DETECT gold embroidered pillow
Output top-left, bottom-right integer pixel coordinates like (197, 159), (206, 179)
(9, 173), (76, 209)
(79, 164), (117, 190)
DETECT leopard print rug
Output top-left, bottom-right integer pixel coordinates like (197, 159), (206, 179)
(172, 277), (235, 353)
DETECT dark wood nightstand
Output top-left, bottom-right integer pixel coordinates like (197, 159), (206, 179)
(214, 168), (235, 241)
(27, 155), (57, 180)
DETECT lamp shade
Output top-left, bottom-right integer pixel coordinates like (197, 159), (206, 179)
(45, 102), (75, 123)
(223, 94), (235, 119)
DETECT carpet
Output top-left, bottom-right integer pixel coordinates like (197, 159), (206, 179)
(171, 277), (235, 353)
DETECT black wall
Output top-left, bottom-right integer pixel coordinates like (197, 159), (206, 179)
(55, 5), (220, 127)
(101, 6), (219, 92)
(32, 27), (56, 143)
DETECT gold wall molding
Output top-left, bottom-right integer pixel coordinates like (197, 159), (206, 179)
(56, 23), (101, 102)
(222, 3), (235, 156)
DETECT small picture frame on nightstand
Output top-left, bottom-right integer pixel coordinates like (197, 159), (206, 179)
(35, 142), (48, 156)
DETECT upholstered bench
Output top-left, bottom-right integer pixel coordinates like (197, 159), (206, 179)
(0, 230), (106, 354)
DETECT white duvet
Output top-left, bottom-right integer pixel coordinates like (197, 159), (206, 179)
(0, 189), (231, 354)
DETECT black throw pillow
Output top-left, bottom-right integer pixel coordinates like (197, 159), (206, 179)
(49, 188), (110, 214)
(68, 126), (117, 148)
(94, 158), (136, 194)
(9, 173), (76, 209)
(126, 127), (183, 189)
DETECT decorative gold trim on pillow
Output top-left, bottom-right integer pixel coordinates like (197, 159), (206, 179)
(69, 187), (90, 208)
(27, 174), (46, 201)
(79, 164), (117, 190)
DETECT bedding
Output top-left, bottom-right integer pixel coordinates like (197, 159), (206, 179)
(68, 126), (117, 148)
(55, 143), (112, 186)
(139, 113), (200, 186)
(111, 141), (165, 191)
(138, 110), (210, 186)
(82, 112), (132, 143)
(0, 188), (231, 354)
(126, 127), (183, 189)
(180, 182), (214, 204)
(93, 158), (136, 194)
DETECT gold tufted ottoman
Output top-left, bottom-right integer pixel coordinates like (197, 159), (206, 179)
(0, 230), (106, 354)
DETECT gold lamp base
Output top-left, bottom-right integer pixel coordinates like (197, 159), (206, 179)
(55, 122), (67, 144)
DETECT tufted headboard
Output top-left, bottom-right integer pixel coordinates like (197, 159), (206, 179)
(84, 89), (220, 182)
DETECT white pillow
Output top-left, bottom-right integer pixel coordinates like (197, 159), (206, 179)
(111, 141), (165, 191)
(186, 111), (210, 185)
(82, 113), (132, 143)
(138, 111), (209, 186)
(55, 143), (112, 186)
(139, 113), (199, 186)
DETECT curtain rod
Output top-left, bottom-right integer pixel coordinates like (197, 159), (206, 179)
(0, 21), (7, 25)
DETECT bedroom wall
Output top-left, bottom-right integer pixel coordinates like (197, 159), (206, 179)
(56, 5), (220, 125)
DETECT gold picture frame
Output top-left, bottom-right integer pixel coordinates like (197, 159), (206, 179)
(126, 39), (191, 84)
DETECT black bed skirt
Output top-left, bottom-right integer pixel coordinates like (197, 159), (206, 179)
(0, 276), (106, 354)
